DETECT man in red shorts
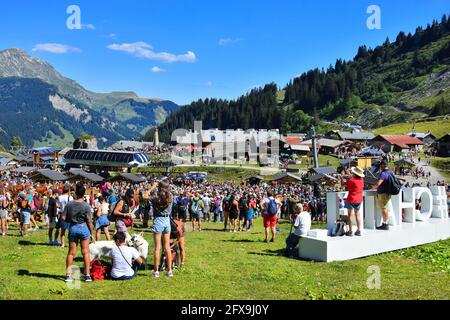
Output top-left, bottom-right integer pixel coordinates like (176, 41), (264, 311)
(260, 190), (281, 243)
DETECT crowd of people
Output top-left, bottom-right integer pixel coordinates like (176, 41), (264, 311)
(0, 155), (448, 282)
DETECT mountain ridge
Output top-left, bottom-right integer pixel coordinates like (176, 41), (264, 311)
(0, 48), (180, 148)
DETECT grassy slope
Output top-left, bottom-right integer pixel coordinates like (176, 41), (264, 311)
(432, 157), (450, 179)
(0, 221), (449, 300)
(373, 118), (450, 138)
(33, 123), (75, 149)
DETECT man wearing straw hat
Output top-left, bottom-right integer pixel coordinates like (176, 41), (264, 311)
(341, 167), (365, 237)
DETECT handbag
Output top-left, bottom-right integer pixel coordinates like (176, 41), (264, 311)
(123, 215), (133, 227)
(90, 259), (111, 281)
(332, 220), (347, 237)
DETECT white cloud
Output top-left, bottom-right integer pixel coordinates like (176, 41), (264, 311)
(81, 24), (96, 30)
(152, 66), (166, 73)
(105, 33), (117, 39)
(32, 43), (81, 54)
(204, 81), (213, 87)
(107, 41), (196, 63)
(218, 37), (243, 46)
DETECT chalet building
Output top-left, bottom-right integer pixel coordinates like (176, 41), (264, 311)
(111, 140), (155, 151)
(300, 138), (350, 155)
(407, 131), (436, 146)
(32, 147), (59, 165)
(370, 135), (424, 153)
(175, 129), (281, 163)
(281, 134), (310, 156)
(326, 130), (375, 143)
(435, 133), (450, 157)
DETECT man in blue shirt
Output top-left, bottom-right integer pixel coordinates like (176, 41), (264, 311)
(371, 160), (395, 231)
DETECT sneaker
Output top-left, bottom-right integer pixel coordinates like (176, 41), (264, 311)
(229, 229), (233, 233)
(376, 223), (389, 231)
(60, 244), (65, 248)
(48, 240), (54, 245)
(263, 239), (269, 243)
(64, 275), (73, 282)
(84, 275), (93, 282)
(152, 272), (160, 278)
(233, 229), (237, 233)
(167, 271), (174, 278)
(345, 231), (354, 237)
(355, 230), (362, 237)
(270, 238), (275, 243)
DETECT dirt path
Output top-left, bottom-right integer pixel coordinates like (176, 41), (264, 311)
(401, 157), (447, 185)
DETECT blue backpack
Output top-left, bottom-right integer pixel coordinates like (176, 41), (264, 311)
(267, 199), (278, 216)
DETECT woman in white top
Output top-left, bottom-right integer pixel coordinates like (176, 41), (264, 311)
(285, 204), (312, 258)
(95, 196), (111, 241)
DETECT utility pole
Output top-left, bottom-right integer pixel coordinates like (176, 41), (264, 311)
(311, 126), (319, 169)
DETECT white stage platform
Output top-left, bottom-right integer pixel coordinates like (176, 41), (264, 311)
(299, 218), (450, 262)
(298, 186), (449, 262)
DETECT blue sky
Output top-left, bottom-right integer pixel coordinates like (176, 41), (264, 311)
(0, 0), (449, 105)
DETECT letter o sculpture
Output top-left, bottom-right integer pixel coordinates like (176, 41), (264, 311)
(414, 187), (433, 221)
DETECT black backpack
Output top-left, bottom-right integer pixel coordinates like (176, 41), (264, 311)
(170, 217), (182, 239)
(107, 201), (119, 222)
(384, 173), (402, 196)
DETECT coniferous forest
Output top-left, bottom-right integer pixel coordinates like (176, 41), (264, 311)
(152, 15), (450, 143)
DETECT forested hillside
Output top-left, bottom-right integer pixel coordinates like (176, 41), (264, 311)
(0, 77), (130, 147)
(154, 14), (450, 143)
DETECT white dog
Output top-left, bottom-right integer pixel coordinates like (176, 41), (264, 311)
(89, 232), (149, 262)
(89, 232), (132, 260)
(129, 233), (149, 260)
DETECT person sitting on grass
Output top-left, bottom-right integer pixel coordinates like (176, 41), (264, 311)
(110, 232), (143, 281)
(285, 204), (311, 258)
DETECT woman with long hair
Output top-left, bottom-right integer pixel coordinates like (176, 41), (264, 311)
(95, 196), (111, 241)
(150, 180), (174, 278)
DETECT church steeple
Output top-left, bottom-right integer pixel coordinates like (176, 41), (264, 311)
(153, 127), (160, 146)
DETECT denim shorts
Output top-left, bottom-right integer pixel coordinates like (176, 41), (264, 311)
(345, 202), (362, 210)
(247, 209), (255, 221)
(95, 215), (111, 230)
(20, 210), (31, 225)
(152, 216), (171, 234)
(56, 219), (71, 230)
(194, 211), (204, 219)
(0, 209), (7, 219)
(68, 223), (91, 242)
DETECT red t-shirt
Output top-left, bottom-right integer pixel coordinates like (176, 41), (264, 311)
(345, 177), (364, 204)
